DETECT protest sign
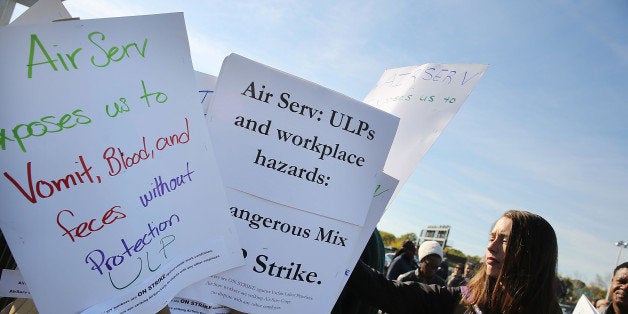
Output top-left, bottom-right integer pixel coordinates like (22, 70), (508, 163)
(206, 54), (399, 225)
(0, 13), (242, 313)
(363, 64), (489, 203)
(178, 54), (398, 312)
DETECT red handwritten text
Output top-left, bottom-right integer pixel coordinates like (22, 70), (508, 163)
(3, 155), (101, 204)
(102, 117), (192, 177)
(102, 137), (152, 177)
(56, 206), (127, 242)
(155, 117), (190, 151)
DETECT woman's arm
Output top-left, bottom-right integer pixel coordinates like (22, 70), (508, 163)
(346, 260), (462, 314)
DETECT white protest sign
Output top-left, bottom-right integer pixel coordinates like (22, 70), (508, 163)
(178, 182), (394, 314)
(206, 54), (399, 225)
(0, 13), (242, 314)
(573, 294), (599, 314)
(363, 64), (489, 203)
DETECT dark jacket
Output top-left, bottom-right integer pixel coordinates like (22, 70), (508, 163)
(348, 260), (469, 314)
(347, 261), (562, 314)
(398, 268), (448, 286)
(447, 274), (467, 287)
(386, 255), (419, 280)
(599, 305), (617, 314)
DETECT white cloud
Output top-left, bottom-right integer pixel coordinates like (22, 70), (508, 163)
(187, 31), (230, 76)
(554, 223), (620, 284)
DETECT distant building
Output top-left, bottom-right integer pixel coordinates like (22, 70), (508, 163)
(418, 225), (450, 248)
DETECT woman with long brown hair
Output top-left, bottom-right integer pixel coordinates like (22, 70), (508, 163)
(346, 210), (561, 314)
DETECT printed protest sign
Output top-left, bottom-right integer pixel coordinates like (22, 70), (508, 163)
(363, 64), (489, 203)
(0, 13), (242, 313)
(206, 54), (399, 225)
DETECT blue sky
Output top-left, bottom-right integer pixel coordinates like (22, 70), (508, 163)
(12, 0), (628, 285)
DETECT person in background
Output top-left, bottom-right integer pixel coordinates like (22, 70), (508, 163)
(437, 257), (449, 282)
(386, 239), (418, 280)
(346, 210), (562, 313)
(457, 261), (477, 287)
(447, 263), (465, 287)
(599, 261), (628, 314)
(397, 240), (447, 286)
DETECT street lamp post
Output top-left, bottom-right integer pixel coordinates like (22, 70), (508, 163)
(606, 240), (628, 300)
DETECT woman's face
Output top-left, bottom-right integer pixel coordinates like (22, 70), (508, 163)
(485, 216), (512, 278)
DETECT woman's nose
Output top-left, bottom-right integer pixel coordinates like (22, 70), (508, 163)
(487, 238), (498, 252)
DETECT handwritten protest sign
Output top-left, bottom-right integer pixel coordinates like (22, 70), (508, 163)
(0, 13), (242, 313)
(206, 54), (399, 225)
(363, 64), (489, 203)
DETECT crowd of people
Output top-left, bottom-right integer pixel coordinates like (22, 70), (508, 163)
(384, 234), (479, 291)
(385, 240), (477, 287)
(348, 209), (627, 314)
